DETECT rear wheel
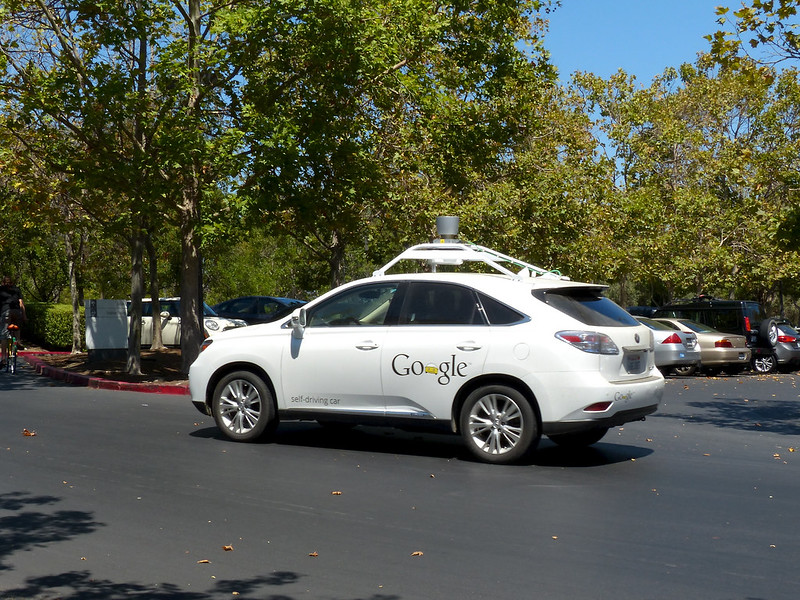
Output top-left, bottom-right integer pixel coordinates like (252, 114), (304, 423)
(752, 353), (776, 374)
(673, 364), (697, 376)
(548, 427), (609, 448)
(212, 371), (276, 441)
(459, 385), (539, 464)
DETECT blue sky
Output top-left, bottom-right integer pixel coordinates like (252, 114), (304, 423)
(544, 0), (729, 83)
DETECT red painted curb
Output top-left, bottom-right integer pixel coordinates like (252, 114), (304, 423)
(21, 352), (190, 396)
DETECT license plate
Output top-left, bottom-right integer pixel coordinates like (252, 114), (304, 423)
(624, 351), (644, 373)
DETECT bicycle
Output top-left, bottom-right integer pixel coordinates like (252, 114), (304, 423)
(5, 322), (19, 374)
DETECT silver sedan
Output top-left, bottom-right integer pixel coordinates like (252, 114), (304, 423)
(636, 317), (701, 374)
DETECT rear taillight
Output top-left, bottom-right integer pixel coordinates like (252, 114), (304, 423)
(200, 339), (213, 352)
(662, 333), (682, 344)
(584, 402), (612, 412)
(778, 335), (797, 343)
(744, 316), (751, 331)
(555, 331), (619, 355)
(715, 339), (734, 348)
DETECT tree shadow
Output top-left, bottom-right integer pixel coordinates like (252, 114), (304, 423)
(655, 397), (800, 435)
(1, 570), (402, 600)
(0, 492), (103, 572)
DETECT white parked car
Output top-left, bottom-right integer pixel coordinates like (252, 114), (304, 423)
(131, 298), (247, 347)
(189, 220), (664, 464)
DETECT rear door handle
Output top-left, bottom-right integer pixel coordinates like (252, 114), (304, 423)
(457, 342), (482, 352)
(356, 341), (379, 351)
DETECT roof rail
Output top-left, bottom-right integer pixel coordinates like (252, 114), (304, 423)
(372, 241), (569, 281)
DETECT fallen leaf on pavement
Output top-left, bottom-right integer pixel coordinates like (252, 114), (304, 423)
(309, 551), (319, 557)
(222, 545), (233, 552)
(197, 559), (211, 564)
(22, 429), (36, 436)
(411, 551), (423, 556)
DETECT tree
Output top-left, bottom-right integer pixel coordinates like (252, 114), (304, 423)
(0, 1), (246, 372)
(227, 0), (557, 289)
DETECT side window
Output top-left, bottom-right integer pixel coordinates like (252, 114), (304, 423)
(308, 283), (398, 327)
(712, 309), (740, 332)
(228, 298), (256, 314)
(259, 299), (282, 317)
(477, 292), (525, 325)
(163, 302), (180, 317)
(399, 282), (484, 325)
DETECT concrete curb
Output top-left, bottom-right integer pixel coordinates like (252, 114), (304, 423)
(22, 352), (190, 396)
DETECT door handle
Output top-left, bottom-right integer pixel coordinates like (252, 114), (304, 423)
(356, 341), (379, 351)
(457, 342), (482, 352)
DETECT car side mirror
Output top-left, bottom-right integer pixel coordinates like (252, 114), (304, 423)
(291, 308), (307, 339)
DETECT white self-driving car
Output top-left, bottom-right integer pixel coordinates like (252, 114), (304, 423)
(189, 219), (664, 464)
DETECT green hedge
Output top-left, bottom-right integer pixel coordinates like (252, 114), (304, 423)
(24, 302), (85, 350)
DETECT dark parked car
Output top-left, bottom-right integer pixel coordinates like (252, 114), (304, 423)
(211, 295), (306, 325)
(774, 320), (800, 372)
(654, 296), (780, 373)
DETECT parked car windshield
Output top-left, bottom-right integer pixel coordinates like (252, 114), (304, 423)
(676, 319), (718, 333)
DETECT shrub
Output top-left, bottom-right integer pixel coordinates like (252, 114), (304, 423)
(24, 302), (85, 350)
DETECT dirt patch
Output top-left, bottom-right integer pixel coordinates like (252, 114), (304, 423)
(31, 349), (187, 384)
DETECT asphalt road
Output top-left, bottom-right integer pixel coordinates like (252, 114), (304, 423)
(1, 365), (799, 600)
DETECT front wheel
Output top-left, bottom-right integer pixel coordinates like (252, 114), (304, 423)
(212, 371), (276, 441)
(752, 353), (776, 374)
(459, 385), (539, 464)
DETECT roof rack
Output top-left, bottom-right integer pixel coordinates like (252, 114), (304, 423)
(372, 241), (569, 281)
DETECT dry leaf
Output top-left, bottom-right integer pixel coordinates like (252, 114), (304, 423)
(197, 559), (211, 564)
(22, 428), (36, 437)
(222, 545), (233, 552)
(308, 551), (318, 557)
(410, 551), (423, 556)
(331, 491), (342, 495)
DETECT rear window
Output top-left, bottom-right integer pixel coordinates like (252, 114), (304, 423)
(534, 289), (638, 327)
(637, 317), (674, 331)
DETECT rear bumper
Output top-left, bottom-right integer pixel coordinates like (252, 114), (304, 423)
(542, 403), (659, 435)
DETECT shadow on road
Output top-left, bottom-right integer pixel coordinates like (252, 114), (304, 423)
(190, 423), (653, 467)
(0, 491), (103, 574)
(658, 397), (800, 436)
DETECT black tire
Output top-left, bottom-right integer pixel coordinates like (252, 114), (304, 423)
(758, 319), (779, 348)
(548, 427), (609, 448)
(212, 370), (276, 441)
(459, 385), (539, 464)
(673, 364), (697, 376)
(752, 353), (776, 374)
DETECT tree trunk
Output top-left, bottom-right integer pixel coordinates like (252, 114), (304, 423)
(179, 0), (205, 375)
(126, 230), (144, 376)
(179, 187), (203, 374)
(145, 232), (165, 350)
(64, 232), (83, 354)
(329, 229), (346, 289)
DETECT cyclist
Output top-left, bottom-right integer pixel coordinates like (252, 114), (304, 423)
(0, 275), (26, 368)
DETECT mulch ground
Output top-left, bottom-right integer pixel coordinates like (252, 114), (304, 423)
(29, 348), (187, 384)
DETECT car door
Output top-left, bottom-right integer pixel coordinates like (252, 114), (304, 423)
(280, 282), (400, 415)
(381, 281), (490, 420)
(159, 301), (182, 346)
